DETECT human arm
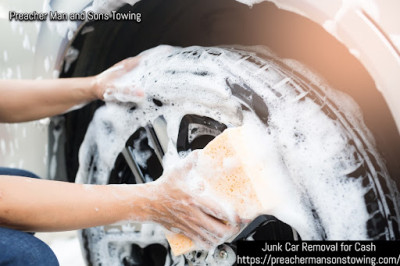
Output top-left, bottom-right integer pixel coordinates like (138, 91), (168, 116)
(0, 57), (140, 123)
(0, 154), (239, 247)
(0, 175), (150, 231)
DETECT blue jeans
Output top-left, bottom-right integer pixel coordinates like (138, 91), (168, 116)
(0, 167), (59, 266)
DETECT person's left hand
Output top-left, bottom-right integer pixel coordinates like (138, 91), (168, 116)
(92, 56), (144, 102)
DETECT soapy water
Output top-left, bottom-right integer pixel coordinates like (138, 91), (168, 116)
(0, 0), (395, 263)
(76, 45), (400, 265)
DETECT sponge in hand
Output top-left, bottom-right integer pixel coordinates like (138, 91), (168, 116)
(166, 126), (269, 256)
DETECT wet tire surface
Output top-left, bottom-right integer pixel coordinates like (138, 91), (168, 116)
(56, 1), (400, 265)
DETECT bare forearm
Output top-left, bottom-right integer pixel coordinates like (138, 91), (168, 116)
(0, 56), (141, 122)
(0, 78), (97, 123)
(0, 176), (152, 232)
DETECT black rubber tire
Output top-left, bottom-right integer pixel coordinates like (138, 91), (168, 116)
(54, 2), (400, 265)
(74, 46), (400, 265)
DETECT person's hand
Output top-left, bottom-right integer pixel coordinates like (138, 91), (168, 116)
(147, 151), (241, 249)
(92, 56), (144, 102)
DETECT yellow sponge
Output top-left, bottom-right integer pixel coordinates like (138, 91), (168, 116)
(166, 126), (266, 256)
(166, 232), (195, 256)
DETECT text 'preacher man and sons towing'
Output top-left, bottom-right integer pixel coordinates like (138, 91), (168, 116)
(9, 10), (141, 22)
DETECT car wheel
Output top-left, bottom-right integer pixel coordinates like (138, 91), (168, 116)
(73, 46), (400, 265)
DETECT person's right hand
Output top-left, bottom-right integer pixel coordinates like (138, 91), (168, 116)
(147, 151), (241, 249)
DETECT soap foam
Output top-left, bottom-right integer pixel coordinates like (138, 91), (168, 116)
(76, 45), (396, 264)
